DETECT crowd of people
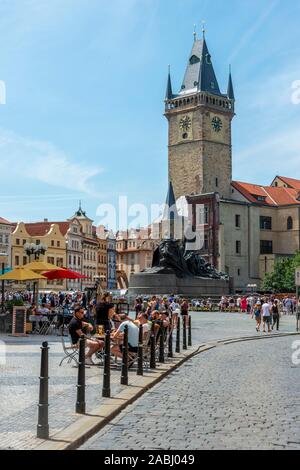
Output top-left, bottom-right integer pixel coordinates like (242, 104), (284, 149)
(218, 295), (298, 315)
(69, 294), (179, 365)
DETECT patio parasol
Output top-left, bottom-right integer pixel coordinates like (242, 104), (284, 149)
(42, 268), (87, 280)
(0, 267), (47, 281)
(26, 261), (64, 273)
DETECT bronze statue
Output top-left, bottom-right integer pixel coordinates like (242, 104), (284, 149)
(146, 238), (228, 280)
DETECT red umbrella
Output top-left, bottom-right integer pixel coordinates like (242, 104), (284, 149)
(42, 268), (88, 280)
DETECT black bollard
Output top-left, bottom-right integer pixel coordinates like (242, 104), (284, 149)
(37, 341), (49, 439)
(121, 325), (128, 385)
(188, 315), (192, 347)
(168, 323), (173, 358)
(102, 331), (111, 398)
(76, 336), (86, 414)
(176, 317), (181, 353)
(183, 316), (187, 350)
(150, 322), (156, 369)
(137, 324), (144, 376)
(159, 324), (165, 363)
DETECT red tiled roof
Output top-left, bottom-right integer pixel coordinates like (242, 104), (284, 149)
(232, 181), (300, 207)
(24, 222), (70, 237)
(276, 176), (300, 190)
(0, 217), (11, 225)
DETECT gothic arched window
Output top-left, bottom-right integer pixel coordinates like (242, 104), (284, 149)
(287, 217), (293, 230)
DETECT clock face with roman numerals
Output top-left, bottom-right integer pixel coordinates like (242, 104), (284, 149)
(211, 116), (223, 133)
(179, 116), (192, 132)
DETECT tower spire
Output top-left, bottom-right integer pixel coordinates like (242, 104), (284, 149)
(165, 65), (173, 100)
(227, 64), (235, 100)
(193, 24), (197, 42)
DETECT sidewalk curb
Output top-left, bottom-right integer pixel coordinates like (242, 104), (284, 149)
(34, 346), (200, 451)
(34, 331), (299, 451)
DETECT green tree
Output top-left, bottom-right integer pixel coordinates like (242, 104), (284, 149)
(263, 252), (300, 292)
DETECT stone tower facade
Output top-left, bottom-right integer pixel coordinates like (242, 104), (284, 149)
(165, 35), (235, 200)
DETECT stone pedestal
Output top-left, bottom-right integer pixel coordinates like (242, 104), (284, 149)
(128, 272), (229, 298)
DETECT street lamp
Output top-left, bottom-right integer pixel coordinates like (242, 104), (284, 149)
(24, 243), (47, 260)
(24, 243), (47, 305)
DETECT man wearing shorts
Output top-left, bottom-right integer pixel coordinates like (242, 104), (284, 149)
(69, 307), (104, 365)
(262, 299), (272, 333)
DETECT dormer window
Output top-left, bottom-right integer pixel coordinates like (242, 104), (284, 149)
(253, 195), (266, 202)
(211, 82), (215, 89)
(189, 55), (200, 65)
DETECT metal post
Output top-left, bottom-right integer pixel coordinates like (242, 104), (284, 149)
(37, 341), (49, 439)
(102, 331), (111, 398)
(121, 325), (128, 385)
(176, 317), (180, 353)
(296, 286), (300, 333)
(183, 316), (187, 350)
(188, 315), (192, 347)
(159, 324), (165, 363)
(150, 322), (156, 369)
(1, 262), (5, 312)
(168, 323), (173, 358)
(137, 324), (143, 376)
(76, 336), (86, 414)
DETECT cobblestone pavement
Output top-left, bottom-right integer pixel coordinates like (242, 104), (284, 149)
(82, 335), (300, 450)
(0, 312), (297, 449)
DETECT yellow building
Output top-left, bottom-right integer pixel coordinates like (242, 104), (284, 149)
(11, 221), (68, 291)
(96, 225), (108, 290)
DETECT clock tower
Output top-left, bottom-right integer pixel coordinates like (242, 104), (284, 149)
(165, 32), (235, 200)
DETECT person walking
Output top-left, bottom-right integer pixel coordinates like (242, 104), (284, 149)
(253, 302), (262, 332)
(262, 298), (272, 333)
(271, 299), (280, 331)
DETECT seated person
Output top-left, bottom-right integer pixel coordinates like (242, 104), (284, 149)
(135, 312), (151, 337)
(159, 311), (170, 329)
(37, 303), (50, 316)
(111, 319), (139, 361)
(68, 307), (104, 365)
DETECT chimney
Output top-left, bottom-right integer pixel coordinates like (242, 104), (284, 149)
(44, 218), (48, 222)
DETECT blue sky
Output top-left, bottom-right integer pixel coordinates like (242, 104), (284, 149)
(0, 0), (300, 227)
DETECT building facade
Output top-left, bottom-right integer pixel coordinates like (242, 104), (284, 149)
(70, 205), (98, 289)
(65, 218), (84, 291)
(0, 217), (12, 269)
(96, 225), (108, 290)
(11, 221), (67, 291)
(106, 230), (117, 290)
(116, 228), (156, 288)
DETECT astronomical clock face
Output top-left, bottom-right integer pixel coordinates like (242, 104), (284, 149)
(179, 115), (192, 132)
(211, 116), (223, 133)
(210, 113), (225, 142)
(178, 113), (193, 142)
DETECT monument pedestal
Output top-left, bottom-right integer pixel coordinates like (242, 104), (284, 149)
(129, 272), (229, 298)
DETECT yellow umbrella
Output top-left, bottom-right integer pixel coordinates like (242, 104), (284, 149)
(26, 261), (64, 273)
(0, 267), (47, 281)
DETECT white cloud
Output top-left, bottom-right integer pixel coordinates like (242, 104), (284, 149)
(0, 128), (103, 195)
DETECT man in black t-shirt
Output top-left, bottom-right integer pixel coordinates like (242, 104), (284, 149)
(68, 307), (104, 365)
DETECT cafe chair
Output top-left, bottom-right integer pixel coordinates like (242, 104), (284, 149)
(59, 335), (79, 367)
